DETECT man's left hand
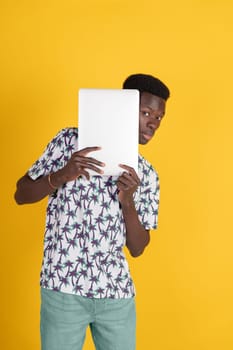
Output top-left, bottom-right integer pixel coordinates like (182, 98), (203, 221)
(117, 165), (140, 204)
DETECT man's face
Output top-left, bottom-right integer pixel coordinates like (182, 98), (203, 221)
(139, 92), (166, 145)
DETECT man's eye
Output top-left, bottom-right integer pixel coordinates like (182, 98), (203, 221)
(143, 111), (150, 117)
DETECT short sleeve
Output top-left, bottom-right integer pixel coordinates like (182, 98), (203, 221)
(28, 128), (77, 180)
(134, 158), (160, 230)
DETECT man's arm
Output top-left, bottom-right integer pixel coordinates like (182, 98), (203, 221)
(117, 164), (150, 257)
(15, 174), (58, 204)
(15, 147), (105, 205)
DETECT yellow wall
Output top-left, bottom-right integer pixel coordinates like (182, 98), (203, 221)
(1, 0), (233, 349)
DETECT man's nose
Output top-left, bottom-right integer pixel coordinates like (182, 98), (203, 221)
(148, 118), (159, 130)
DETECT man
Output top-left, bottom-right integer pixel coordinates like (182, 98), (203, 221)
(15, 73), (170, 350)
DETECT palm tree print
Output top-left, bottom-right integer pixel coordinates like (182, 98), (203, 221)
(28, 128), (160, 298)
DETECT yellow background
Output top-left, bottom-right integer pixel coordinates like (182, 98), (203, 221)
(1, 0), (233, 349)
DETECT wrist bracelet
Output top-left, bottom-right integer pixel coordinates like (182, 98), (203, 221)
(48, 174), (57, 190)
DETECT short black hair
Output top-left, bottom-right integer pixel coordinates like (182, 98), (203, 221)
(123, 73), (170, 101)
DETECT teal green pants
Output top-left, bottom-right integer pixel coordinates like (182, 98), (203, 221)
(40, 288), (136, 350)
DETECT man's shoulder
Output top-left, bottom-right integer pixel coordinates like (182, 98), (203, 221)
(50, 127), (78, 145)
(57, 127), (78, 138)
(138, 154), (157, 176)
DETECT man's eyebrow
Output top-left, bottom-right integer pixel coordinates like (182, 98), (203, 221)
(141, 105), (153, 110)
(142, 105), (165, 114)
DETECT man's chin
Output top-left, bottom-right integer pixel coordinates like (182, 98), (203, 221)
(139, 134), (153, 145)
(139, 138), (150, 145)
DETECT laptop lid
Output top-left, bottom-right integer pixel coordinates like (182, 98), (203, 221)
(78, 88), (139, 176)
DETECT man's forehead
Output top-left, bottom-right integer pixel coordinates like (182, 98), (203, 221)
(140, 92), (166, 110)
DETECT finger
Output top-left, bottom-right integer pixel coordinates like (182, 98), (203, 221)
(73, 155), (105, 167)
(117, 172), (139, 187)
(70, 157), (105, 170)
(119, 164), (134, 171)
(117, 182), (130, 191)
(77, 163), (105, 174)
(118, 174), (138, 187)
(77, 147), (102, 156)
(67, 158), (105, 175)
(84, 157), (105, 167)
(118, 169), (140, 185)
(119, 164), (140, 181)
(78, 169), (90, 180)
(117, 179), (136, 190)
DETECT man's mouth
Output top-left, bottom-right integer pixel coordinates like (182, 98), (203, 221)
(142, 132), (154, 141)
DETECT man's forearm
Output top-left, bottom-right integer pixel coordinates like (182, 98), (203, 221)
(15, 148), (106, 205)
(14, 174), (58, 204)
(121, 199), (150, 257)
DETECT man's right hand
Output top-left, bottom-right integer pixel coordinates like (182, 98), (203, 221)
(57, 147), (105, 182)
(14, 147), (105, 205)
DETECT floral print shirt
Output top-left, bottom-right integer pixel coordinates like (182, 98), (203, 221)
(28, 128), (160, 298)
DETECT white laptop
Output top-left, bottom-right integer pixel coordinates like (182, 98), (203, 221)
(78, 88), (139, 176)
